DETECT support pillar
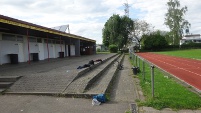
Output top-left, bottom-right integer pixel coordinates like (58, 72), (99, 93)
(27, 29), (30, 64)
(46, 34), (49, 61)
(75, 39), (80, 56)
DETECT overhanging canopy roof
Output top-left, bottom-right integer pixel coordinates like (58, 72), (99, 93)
(0, 14), (95, 43)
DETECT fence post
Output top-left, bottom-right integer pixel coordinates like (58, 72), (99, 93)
(133, 53), (135, 66)
(135, 55), (137, 66)
(143, 60), (145, 80)
(138, 57), (140, 68)
(151, 65), (155, 98)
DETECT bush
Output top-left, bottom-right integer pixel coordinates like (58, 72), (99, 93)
(121, 48), (129, 53)
(109, 44), (118, 53)
(181, 42), (201, 49)
(164, 43), (201, 51)
(143, 34), (168, 51)
(97, 48), (101, 52)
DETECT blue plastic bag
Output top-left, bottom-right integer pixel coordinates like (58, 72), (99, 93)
(93, 94), (106, 103)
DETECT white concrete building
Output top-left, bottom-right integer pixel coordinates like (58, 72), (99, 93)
(0, 15), (96, 65)
(180, 34), (201, 45)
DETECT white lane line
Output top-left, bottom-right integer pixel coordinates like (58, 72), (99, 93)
(150, 53), (201, 67)
(141, 54), (201, 77)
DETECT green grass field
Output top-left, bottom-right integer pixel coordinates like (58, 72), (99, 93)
(129, 55), (201, 110)
(155, 49), (201, 60)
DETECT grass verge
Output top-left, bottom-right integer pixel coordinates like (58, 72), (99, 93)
(155, 49), (201, 60)
(129, 55), (201, 110)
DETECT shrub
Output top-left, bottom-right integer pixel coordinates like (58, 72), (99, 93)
(181, 42), (201, 49)
(109, 44), (118, 53)
(143, 34), (168, 51)
(97, 48), (101, 52)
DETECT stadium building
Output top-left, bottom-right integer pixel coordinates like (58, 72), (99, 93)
(0, 15), (96, 65)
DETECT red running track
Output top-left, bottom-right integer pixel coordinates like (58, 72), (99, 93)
(137, 52), (201, 92)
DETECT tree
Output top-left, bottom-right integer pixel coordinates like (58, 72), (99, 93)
(143, 32), (168, 51)
(102, 14), (133, 49)
(129, 19), (153, 49)
(164, 0), (190, 45)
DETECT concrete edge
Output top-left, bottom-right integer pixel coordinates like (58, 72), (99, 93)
(5, 92), (99, 99)
(104, 54), (125, 94)
(84, 54), (121, 91)
(73, 53), (118, 81)
(5, 92), (61, 96)
(61, 53), (118, 94)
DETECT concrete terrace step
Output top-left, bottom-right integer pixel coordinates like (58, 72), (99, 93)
(63, 54), (120, 94)
(0, 89), (6, 93)
(85, 55), (124, 95)
(5, 53), (117, 95)
(0, 82), (13, 88)
(0, 76), (22, 82)
(72, 54), (118, 81)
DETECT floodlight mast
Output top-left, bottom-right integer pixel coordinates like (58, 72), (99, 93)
(124, 0), (130, 17)
(67, 24), (70, 34)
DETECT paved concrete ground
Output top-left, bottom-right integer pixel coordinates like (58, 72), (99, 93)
(0, 95), (130, 113)
(0, 55), (201, 113)
(0, 54), (115, 93)
(0, 54), (134, 113)
(110, 55), (137, 103)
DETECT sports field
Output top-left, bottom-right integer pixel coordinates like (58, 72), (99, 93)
(138, 52), (201, 91)
(155, 49), (201, 60)
(135, 50), (201, 110)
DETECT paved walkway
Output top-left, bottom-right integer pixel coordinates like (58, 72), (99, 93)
(110, 55), (138, 103)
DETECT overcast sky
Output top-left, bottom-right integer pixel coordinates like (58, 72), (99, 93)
(0, 0), (200, 44)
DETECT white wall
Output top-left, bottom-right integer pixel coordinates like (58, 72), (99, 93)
(18, 43), (24, 62)
(29, 42), (39, 53)
(0, 32), (73, 65)
(38, 43), (44, 60)
(44, 43), (48, 59)
(44, 43), (54, 59)
(55, 44), (65, 57)
(49, 44), (54, 58)
(1, 40), (19, 64)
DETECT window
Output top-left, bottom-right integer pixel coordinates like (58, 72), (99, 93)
(29, 37), (37, 42)
(17, 36), (23, 42)
(56, 40), (64, 44)
(2, 34), (16, 41)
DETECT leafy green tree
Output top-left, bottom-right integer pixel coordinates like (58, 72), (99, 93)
(164, 0), (190, 45)
(143, 33), (168, 51)
(102, 14), (133, 49)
